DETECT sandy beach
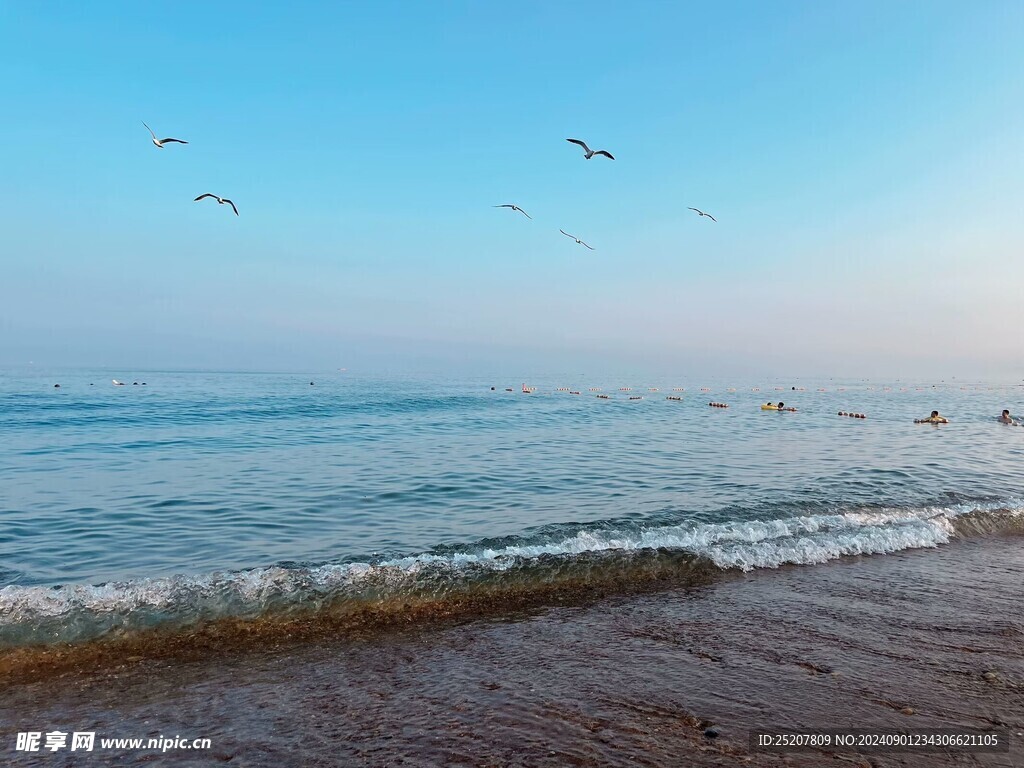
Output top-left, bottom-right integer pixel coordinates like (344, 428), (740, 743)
(2, 532), (1020, 767)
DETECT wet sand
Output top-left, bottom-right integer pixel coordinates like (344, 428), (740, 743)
(1, 535), (1021, 767)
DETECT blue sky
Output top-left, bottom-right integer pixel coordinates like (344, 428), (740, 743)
(1, 1), (1022, 377)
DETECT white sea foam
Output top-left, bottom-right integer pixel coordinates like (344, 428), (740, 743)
(1, 502), (1020, 646)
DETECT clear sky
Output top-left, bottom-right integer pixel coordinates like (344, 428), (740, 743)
(1, 1), (1022, 378)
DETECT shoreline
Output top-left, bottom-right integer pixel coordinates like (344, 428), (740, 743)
(2, 506), (1021, 685)
(2, 535), (1021, 766)
(0, 550), (724, 687)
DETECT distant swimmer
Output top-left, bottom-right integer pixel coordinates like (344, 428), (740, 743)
(687, 207), (717, 222)
(775, 402), (797, 412)
(560, 229), (595, 250)
(142, 121), (188, 149)
(999, 409), (1017, 424)
(566, 138), (615, 160)
(194, 193), (239, 216)
(112, 379), (125, 386)
(915, 410), (949, 424)
(493, 204), (532, 219)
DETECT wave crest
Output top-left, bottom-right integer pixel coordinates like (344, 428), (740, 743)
(1, 502), (1020, 649)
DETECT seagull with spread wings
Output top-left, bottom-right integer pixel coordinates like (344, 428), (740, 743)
(493, 204), (532, 219)
(560, 229), (595, 250)
(194, 194), (239, 216)
(566, 138), (614, 160)
(143, 121), (188, 149)
(688, 207), (717, 222)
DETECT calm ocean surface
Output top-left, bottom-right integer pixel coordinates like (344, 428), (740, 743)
(1, 368), (1022, 647)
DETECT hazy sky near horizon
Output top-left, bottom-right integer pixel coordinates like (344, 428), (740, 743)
(1, 1), (1022, 378)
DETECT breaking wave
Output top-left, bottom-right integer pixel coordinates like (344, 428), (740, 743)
(1, 502), (1021, 650)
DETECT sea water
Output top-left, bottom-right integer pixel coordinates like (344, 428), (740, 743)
(1, 369), (1021, 646)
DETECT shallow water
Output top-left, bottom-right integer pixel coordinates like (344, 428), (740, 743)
(2, 537), (1021, 767)
(1, 368), (1022, 646)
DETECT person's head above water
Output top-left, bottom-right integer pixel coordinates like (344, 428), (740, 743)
(931, 410), (939, 418)
(1002, 410), (1010, 417)
(778, 402), (784, 408)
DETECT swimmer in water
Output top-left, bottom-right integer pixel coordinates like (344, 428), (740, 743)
(999, 409), (1016, 424)
(915, 410), (949, 424)
(776, 402), (796, 412)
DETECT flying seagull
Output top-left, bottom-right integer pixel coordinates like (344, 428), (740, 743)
(566, 138), (614, 160)
(688, 207), (717, 222)
(560, 229), (594, 250)
(143, 122), (188, 149)
(194, 193), (239, 216)
(493, 204), (532, 219)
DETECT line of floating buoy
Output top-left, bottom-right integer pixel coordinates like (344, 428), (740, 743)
(666, 396), (682, 401)
(700, 387), (711, 392)
(648, 387), (659, 392)
(589, 387), (602, 392)
(838, 411), (867, 419)
(555, 387), (570, 392)
(522, 384), (537, 393)
(751, 387), (760, 392)
(619, 387), (632, 391)
(673, 387), (685, 391)
(708, 402), (729, 408)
